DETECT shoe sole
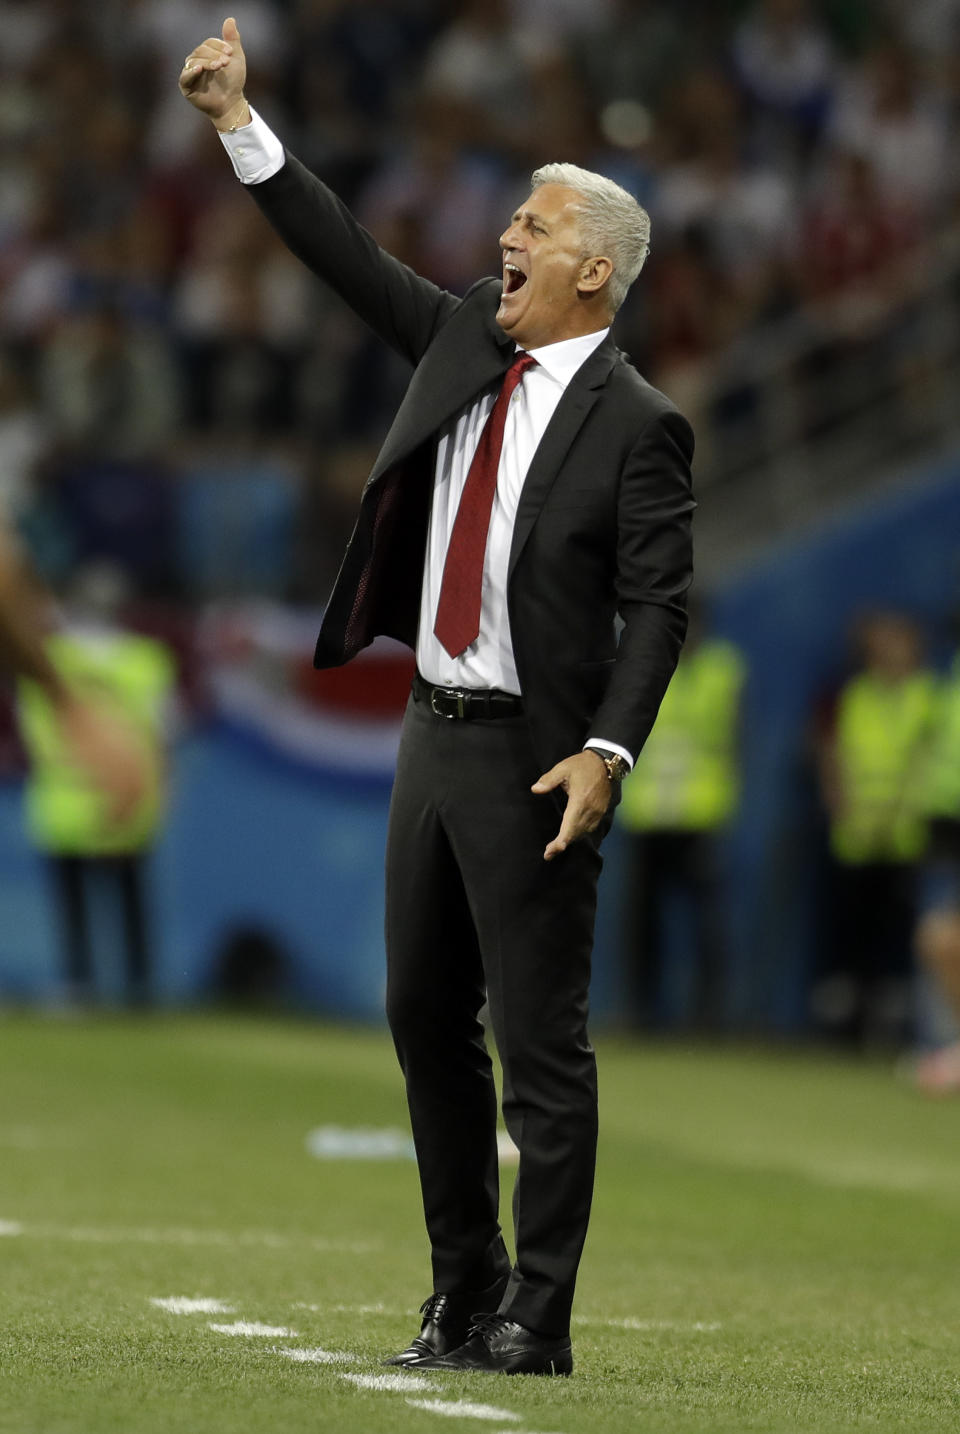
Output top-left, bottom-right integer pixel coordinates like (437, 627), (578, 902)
(417, 1351), (573, 1376)
(504, 1355), (572, 1376)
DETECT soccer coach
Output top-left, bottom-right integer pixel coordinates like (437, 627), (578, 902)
(181, 18), (694, 1378)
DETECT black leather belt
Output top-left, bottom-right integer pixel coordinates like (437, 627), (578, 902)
(413, 673), (524, 720)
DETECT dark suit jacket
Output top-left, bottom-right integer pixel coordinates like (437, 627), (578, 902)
(248, 153), (695, 774)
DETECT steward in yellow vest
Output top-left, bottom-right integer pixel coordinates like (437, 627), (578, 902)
(829, 667), (939, 866)
(618, 640), (746, 836)
(18, 632), (173, 856)
(816, 613), (939, 1047)
(617, 633), (746, 1029)
(17, 627), (175, 1006)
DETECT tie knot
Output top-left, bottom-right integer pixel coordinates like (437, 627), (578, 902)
(510, 352), (538, 379)
(500, 351), (537, 401)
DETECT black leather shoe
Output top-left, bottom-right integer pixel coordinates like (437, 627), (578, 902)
(382, 1277), (507, 1367)
(415, 1313), (573, 1376)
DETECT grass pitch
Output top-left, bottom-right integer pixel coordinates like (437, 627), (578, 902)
(1, 1013), (958, 1434)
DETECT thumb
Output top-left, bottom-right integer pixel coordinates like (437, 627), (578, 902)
(531, 765), (561, 794)
(223, 15), (241, 43)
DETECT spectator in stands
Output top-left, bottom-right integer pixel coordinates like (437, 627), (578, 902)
(0, 177), (75, 344)
(358, 94), (508, 295)
(617, 605), (746, 1029)
(891, 0), (960, 67)
(654, 69), (794, 325)
(40, 299), (181, 460)
(829, 40), (949, 222)
(172, 189), (314, 434)
(731, 0), (838, 165)
(814, 612), (940, 1046)
(571, 0), (686, 122)
(795, 146), (919, 321)
(0, 352), (43, 525)
(420, 0), (564, 163)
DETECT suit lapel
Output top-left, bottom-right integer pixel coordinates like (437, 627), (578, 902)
(508, 336), (619, 581)
(367, 281), (513, 486)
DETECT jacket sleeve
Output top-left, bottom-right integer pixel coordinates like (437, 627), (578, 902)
(586, 406), (695, 758)
(244, 151), (460, 367)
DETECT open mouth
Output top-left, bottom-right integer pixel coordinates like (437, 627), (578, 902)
(503, 263), (528, 296)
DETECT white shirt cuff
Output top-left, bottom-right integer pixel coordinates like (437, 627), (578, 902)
(218, 106), (285, 185)
(584, 738), (634, 771)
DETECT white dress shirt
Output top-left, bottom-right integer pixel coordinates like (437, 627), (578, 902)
(220, 111), (633, 768)
(416, 332), (604, 695)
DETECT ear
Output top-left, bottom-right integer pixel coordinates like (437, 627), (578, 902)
(576, 256), (613, 300)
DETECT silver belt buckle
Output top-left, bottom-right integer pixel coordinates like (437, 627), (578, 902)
(430, 687), (466, 719)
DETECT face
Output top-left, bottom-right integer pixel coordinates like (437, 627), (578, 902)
(497, 184), (611, 348)
(862, 617), (921, 678)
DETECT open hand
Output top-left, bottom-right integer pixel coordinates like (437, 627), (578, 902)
(531, 751), (612, 861)
(179, 16), (248, 129)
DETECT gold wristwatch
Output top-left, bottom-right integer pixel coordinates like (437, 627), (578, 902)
(590, 747), (630, 782)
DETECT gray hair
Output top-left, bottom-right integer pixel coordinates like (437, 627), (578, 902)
(530, 161), (651, 313)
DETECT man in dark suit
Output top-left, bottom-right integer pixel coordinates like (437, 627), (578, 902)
(181, 18), (694, 1378)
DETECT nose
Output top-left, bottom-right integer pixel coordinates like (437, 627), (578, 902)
(500, 222), (520, 251)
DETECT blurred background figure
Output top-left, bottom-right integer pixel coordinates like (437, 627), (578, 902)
(813, 613), (939, 1048)
(16, 564), (177, 1009)
(616, 605), (746, 1030)
(0, 503), (152, 832)
(912, 646), (960, 1092)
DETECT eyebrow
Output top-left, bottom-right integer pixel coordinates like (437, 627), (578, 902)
(512, 209), (550, 228)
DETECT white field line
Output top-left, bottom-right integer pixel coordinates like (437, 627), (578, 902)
(277, 1346), (357, 1366)
(151, 1297), (234, 1315)
(0, 1218), (375, 1253)
(209, 1321), (299, 1338)
(147, 1291), (542, 1434)
(341, 1372), (435, 1393)
(407, 1399), (522, 1422)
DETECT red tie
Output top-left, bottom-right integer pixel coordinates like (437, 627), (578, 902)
(433, 352), (538, 658)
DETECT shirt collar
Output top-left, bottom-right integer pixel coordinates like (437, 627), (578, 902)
(520, 328), (611, 389)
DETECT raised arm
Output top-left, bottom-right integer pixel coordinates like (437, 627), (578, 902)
(179, 18), (459, 365)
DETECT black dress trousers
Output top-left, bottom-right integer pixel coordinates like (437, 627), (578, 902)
(384, 685), (605, 1338)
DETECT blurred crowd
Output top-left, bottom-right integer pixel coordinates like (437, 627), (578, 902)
(3, 0), (960, 602)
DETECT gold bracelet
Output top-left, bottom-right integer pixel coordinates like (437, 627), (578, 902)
(225, 105), (250, 133)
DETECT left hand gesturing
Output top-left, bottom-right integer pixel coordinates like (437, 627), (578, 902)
(531, 750), (612, 861)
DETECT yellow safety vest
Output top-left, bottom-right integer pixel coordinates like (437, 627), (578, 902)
(830, 669), (939, 865)
(617, 640), (746, 833)
(17, 632), (175, 856)
(922, 654), (960, 820)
